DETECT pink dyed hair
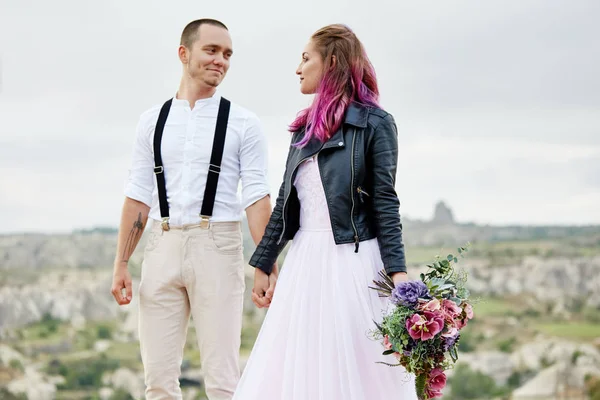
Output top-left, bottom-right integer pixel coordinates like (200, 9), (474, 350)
(290, 24), (380, 147)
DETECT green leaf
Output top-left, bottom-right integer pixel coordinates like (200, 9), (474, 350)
(458, 247), (463, 254)
(450, 345), (459, 362)
(453, 257), (458, 263)
(450, 297), (462, 305)
(447, 254), (454, 261)
(429, 278), (446, 288)
(382, 349), (395, 355)
(436, 283), (454, 291)
(420, 273), (425, 282)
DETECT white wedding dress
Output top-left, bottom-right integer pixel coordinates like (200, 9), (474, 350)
(233, 156), (417, 400)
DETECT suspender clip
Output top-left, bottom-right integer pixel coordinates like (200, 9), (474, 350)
(199, 215), (211, 229)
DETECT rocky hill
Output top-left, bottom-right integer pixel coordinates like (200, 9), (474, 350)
(2, 204), (600, 399)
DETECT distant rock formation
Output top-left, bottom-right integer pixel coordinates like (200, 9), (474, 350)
(432, 201), (455, 225)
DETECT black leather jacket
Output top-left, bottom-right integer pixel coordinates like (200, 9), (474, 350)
(249, 102), (407, 276)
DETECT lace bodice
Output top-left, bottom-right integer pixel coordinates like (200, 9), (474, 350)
(293, 157), (332, 231)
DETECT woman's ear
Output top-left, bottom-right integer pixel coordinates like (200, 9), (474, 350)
(329, 55), (337, 71)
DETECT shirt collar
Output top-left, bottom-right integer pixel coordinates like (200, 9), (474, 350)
(172, 89), (221, 108)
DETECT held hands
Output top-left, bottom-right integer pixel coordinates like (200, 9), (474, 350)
(252, 263), (278, 308)
(111, 262), (133, 305)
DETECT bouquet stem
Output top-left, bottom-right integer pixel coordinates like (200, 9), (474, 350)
(415, 374), (427, 400)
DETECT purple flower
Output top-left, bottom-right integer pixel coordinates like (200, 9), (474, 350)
(443, 332), (460, 351)
(391, 281), (430, 307)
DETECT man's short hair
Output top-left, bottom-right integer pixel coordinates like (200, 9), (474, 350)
(180, 19), (228, 48)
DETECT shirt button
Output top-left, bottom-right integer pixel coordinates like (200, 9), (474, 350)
(338, 141), (344, 146)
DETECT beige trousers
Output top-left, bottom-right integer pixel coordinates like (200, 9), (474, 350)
(138, 221), (245, 400)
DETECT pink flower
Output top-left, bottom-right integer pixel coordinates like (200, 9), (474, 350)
(383, 335), (393, 350)
(442, 299), (462, 318)
(455, 318), (467, 329)
(426, 387), (443, 399)
(428, 368), (447, 391)
(464, 303), (474, 320)
(406, 314), (426, 339)
(442, 325), (459, 338)
(406, 311), (445, 341)
(420, 299), (441, 312)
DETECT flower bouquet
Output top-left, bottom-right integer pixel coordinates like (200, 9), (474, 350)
(371, 244), (474, 399)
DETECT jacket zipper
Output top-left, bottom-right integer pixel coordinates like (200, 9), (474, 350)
(277, 149), (323, 245)
(350, 129), (359, 253)
(357, 186), (370, 203)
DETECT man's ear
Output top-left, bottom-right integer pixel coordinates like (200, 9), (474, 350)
(178, 45), (188, 64)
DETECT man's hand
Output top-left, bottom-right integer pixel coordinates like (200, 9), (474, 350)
(111, 262), (133, 305)
(111, 197), (148, 306)
(252, 263), (278, 308)
(391, 271), (409, 287)
(246, 196), (277, 309)
(252, 268), (270, 308)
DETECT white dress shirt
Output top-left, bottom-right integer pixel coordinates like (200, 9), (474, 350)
(124, 91), (270, 226)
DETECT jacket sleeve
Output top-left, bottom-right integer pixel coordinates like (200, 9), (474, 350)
(369, 113), (407, 275)
(248, 143), (292, 275)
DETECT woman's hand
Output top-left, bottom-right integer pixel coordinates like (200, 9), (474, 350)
(391, 272), (409, 287)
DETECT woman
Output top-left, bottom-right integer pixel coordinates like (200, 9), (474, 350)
(233, 24), (417, 399)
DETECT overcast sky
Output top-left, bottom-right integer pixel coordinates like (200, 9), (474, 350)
(1, 0), (599, 233)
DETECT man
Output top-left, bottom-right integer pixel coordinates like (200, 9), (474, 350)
(110, 19), (276, 400)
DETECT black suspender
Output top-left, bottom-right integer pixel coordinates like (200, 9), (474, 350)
(153, 99), (172, 230)
(200, 97), (231, 222)
(152, 97), (232, 231)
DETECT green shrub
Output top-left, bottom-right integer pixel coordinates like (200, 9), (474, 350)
(9, 359), (24, 372)
(0, 388), (27, 400)
(497, 336), (517, 353)
(448, 364), (508, 399)
(56, 355), (120, 390)
(97, 324), (113, 340)
(41, 312), (59, 334)
(110, 389), (134, 400)
(585, 374), (600, 400)
(457, 330), (477, 353)
(583, 307), (600, 324)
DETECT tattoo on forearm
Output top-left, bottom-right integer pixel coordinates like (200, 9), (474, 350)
(121, 213), (144, 262)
